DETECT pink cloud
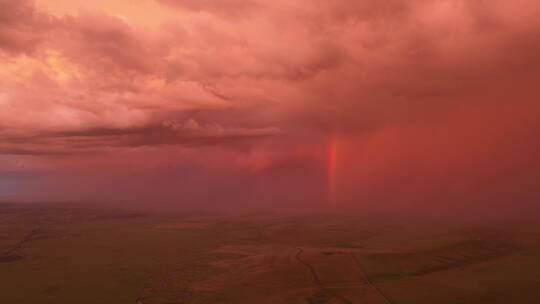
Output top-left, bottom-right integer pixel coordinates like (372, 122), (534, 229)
(1, 0), (540, 213)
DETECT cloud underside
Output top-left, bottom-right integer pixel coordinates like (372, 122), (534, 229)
(0, 121), (281, 155)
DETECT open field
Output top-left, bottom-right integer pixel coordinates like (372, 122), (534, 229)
(1, 204), (539, 303)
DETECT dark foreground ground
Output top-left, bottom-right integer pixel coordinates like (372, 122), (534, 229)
(1, 203), (539, 303)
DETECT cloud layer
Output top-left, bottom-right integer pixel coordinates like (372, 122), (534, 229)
(1, 0), (540, 213)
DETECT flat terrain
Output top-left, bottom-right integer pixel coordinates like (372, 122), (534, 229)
(1, 204), (539, 303)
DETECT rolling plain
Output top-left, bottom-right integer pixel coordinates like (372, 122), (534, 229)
(1, 203), (539, 304)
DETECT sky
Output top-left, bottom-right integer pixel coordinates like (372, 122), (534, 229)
(1, 0), (540, 215)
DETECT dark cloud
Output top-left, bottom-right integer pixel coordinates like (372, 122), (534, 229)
(0, 119), (281, 155)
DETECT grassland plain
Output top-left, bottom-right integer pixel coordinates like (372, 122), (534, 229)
(1, 204), (539, 303)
